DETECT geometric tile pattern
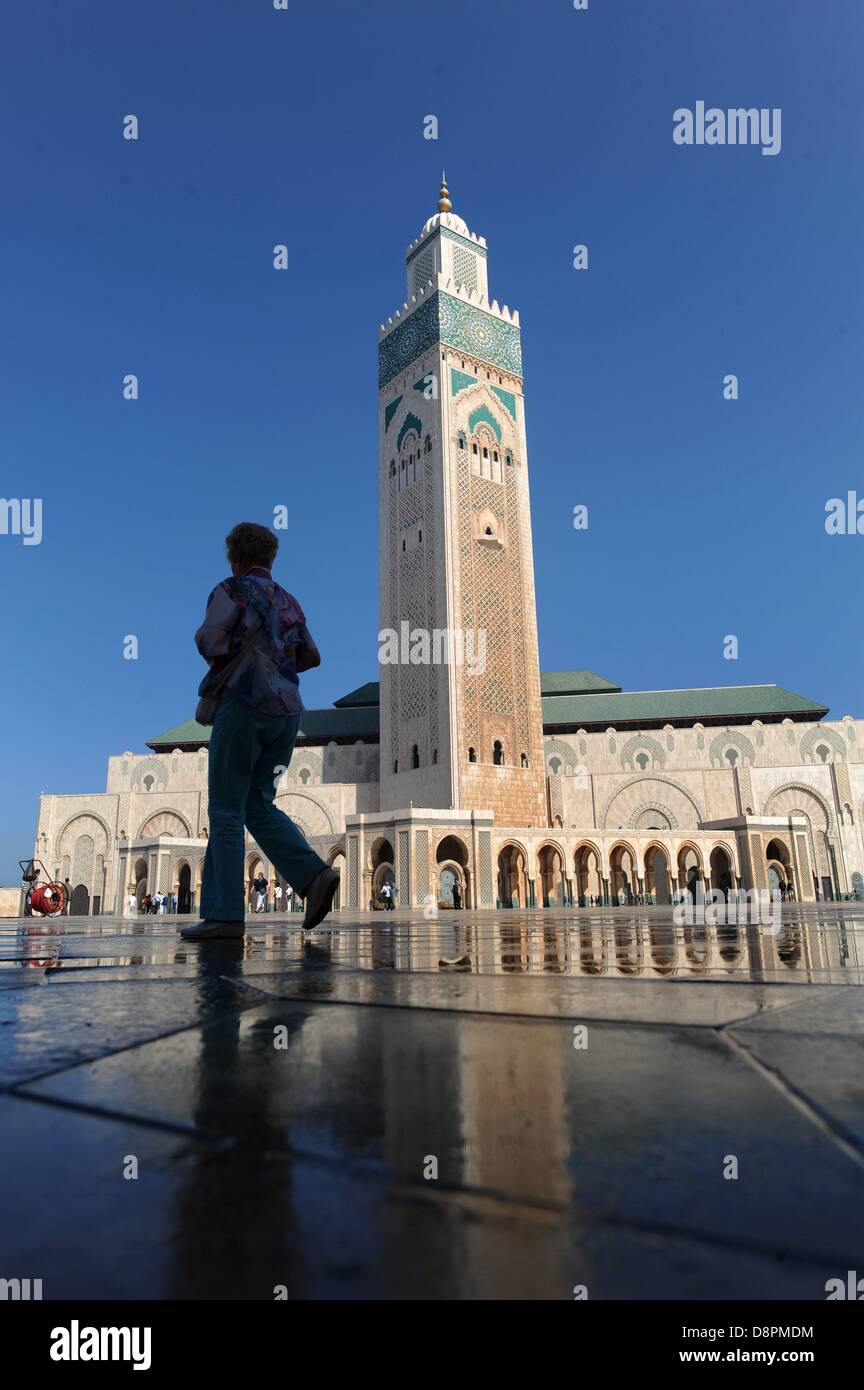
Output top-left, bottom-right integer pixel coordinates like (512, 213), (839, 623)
(379, 292), (522, 389)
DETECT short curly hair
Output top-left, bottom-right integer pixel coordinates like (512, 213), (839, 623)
(225, 522), (278, 571)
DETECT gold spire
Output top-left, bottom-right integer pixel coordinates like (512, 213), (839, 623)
(437, 172), (452, 214)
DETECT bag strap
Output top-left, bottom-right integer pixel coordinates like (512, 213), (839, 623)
(207, 612), (266, 696)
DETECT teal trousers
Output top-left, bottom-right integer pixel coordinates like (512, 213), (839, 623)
(200, 689), (327, 921)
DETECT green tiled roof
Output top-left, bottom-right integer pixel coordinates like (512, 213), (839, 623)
(148, 682), (826, 751)
(147, 719), (212, 749)
(540, 670), (621, 696)
(333, 681), (381, 708)
(296, 706), (379, 740)
(332, 670), (622, 706)
(542, 685), (827, 730)
(147, 704), (380, 751)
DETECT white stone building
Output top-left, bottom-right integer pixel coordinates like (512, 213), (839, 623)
(30, 183), (864, 915)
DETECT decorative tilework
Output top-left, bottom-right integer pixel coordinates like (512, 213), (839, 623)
(406, 225), (487, 266)
(800, 726), (846, 763)
(406, 229), (442, 267)
(348, 835), (359, 908)
(441, 226), (487, 258)
(491, 386), (517, 420)
(469, 404), (502, 443)
(439, 293), (521, 376)
(398, 830), (409, 896)
(397, 412), (423, 452)
(452, 244), (478, 292)
(379, 292), (522, 389)
(384, 396), (403, 432)
(415, 829), (429, 899)
(709, 730), (755, 767)
(479, 831), (493, 904)
(412, 246), (435, 294)
(451, 368), (477, 396)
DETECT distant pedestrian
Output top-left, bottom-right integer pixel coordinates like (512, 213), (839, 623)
(274, 882), (283, 912)
(452, 881), (462, 910)
(253, 874), (268, 912)
(63, 878), (73, 915)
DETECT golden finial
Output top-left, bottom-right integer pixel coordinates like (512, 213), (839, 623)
(438, 172), (452, 214)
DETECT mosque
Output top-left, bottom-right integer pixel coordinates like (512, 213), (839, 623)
(30, 182), (864, 916)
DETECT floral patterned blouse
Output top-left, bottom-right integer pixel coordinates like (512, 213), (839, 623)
(195, 566), (307, 717)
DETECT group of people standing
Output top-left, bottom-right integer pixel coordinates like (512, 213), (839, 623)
(130, 891), (176, 915)
(250, 874), (299, 913)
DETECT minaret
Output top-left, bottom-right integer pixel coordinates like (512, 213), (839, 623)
(377, 179), (547, 828)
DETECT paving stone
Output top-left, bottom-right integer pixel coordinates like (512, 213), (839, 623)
(0, 1095), (844, 1301)
(229, 967), (836, 1026)
(19, 1001), (864, 1265)
(0, 973), (259, 1089)
(3, 911), (863, 1298)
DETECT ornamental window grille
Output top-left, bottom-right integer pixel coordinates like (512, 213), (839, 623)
(452, 245), (478, 291)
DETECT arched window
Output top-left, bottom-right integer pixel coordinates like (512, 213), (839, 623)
(816, 744), (830, 763)
(468, 747), (477, 763)
(143, 776), (154, 791)
(636, 753), (649, 771)
(725, 748), (738, 767)
(493, 740), (504, 766)
(389, 459), (395, 477)
(549, 756), (561, 774)
(458, 431), (466, 449)
(393, 759), (398, 774)
(299, 768), (311, 785)
(520, 752), (529, 768)
(505, 450), (513, 467)
(472, 442), (478, 456)
(424, 435), (432, 453)
(432, 748), (438, 764)
(411, 744), (419, 769)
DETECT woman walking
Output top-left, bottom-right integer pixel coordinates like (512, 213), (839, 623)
(181, 522), (339, 941)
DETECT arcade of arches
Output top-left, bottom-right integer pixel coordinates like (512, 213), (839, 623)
(54, 818), (840, 916)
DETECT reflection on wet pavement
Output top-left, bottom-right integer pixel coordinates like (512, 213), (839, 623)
(2, 904), (862, 984)
(0, 906), (862, 1299)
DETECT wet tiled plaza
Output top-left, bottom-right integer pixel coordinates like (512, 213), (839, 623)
(1, 905), (862, 1299)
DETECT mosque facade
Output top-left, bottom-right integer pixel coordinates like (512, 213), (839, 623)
(30, 184), (864, 916)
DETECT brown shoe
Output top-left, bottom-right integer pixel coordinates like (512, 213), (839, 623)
(301, 868), (340, 931)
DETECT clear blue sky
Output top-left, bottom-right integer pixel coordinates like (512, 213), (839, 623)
(1, 0), (861, 881)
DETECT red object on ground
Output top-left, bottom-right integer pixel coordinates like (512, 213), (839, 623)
(30, 883), (65, 916)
